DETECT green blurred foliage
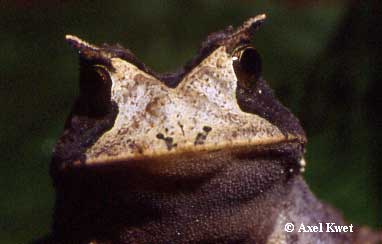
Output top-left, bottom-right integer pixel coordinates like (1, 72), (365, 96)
(0, 0), (380, 243)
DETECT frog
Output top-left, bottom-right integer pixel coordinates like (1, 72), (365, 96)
(41, 14), (381, 244)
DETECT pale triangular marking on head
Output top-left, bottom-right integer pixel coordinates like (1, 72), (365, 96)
(62, 14), (301, 165)
(83, 47), (288, 164)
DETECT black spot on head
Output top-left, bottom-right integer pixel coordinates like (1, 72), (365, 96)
(194, 127), (211, 146)
(194, 133), (207, 145)
(164, 137), (173, 144)
(203, 126), (212, 133)
(156, 133), (176, 150)
(178, 122), (185, 136)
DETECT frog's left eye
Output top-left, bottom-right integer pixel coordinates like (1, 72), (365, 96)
(233, 46), (262, 87)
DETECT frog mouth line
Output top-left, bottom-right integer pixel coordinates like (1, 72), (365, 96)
(71, 135), (304, 167)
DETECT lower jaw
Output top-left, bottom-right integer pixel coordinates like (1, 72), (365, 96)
(51, 141), (303, 242)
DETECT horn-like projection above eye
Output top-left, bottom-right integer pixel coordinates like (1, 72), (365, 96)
(233, 46), (262, 88)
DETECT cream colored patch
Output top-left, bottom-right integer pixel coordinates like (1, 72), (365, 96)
(266, 213), (288, 244)
(85, 47), (291, 164)
(299, 157), (306, 173)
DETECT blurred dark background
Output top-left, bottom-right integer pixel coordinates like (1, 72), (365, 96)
(0, 0), (380, 243)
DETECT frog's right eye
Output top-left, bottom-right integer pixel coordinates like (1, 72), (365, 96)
(77, 63), (112, 117)
(233, 46), (262, 88)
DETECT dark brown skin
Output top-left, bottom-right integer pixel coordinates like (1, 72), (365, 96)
(37, 16), (381, 244)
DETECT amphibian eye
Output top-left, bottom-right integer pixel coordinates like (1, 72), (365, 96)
(233, 46), (262, 88)
(240, 47), (262, 79)
(77, 63), (112, 117)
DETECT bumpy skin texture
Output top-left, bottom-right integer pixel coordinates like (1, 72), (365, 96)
(40, 15), (380, 244)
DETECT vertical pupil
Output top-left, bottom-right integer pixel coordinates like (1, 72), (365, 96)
(240, 48), (262, 81)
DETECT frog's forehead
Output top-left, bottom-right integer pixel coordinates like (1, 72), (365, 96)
(82, 46), (290, 164)
(55, 14), (305, 167)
